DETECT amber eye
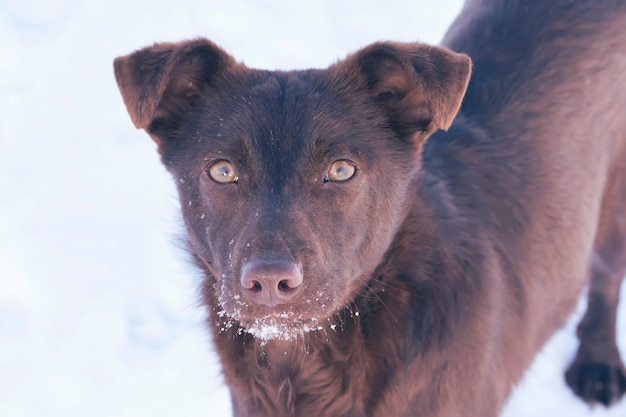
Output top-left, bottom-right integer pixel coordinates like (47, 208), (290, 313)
(208, 160), (238, 184)
(325, 160), (356, 183)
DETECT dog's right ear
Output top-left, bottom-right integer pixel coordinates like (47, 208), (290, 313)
(113, 39), (234, 144)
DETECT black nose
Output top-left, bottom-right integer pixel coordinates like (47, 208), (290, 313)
(240, 260), (303, 306)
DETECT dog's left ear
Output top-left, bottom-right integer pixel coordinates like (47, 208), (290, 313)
(346, 42), (471, 136)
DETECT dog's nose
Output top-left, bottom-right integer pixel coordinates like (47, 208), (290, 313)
(240, 260), (303, 306)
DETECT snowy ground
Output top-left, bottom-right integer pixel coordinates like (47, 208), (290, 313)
(1, 1), (624, 416)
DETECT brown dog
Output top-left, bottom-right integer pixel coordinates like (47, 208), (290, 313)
(114, 0), (626, 416)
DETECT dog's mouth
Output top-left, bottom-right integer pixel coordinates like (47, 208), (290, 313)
(215, 307), (328, 342)
(240, 313), (325, 341)
(209, 264), (358, 342)
(213, 283), (342, 342)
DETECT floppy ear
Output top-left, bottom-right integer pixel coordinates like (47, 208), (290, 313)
(348, 42), (471, 136)
(113, 38), (235, 142)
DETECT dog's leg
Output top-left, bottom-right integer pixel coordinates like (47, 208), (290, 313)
(565, 162), (626, 406)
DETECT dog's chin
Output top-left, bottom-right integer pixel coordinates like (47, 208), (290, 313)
(212, 281), (362, 342)
(215, 303), (331, 342)
(237, 314), (326, 342)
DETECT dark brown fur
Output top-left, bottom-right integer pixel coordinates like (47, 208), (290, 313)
(113, 0), (626, 416)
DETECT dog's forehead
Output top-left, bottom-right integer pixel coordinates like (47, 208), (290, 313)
(210, 69), (372, 159)
(233, 69), (351, 131)
(243, 71), (322, 143)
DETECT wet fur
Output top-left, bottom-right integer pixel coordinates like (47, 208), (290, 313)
(114, 0), (626, 416)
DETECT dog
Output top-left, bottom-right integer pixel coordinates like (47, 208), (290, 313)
(113, 0), (626, 415)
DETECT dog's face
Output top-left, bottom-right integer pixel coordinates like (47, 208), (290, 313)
(114, 39), (470, 340)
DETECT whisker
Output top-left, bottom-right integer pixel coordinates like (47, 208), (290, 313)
(367, 276), (427, 299)
(355, 277), (404, 331)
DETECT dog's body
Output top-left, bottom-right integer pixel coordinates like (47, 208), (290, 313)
(114, 1), (626, 416)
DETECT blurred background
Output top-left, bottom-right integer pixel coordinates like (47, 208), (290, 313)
(1, 0), (624, 416)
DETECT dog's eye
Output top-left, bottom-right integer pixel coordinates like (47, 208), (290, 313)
(325, 160), (356, 183)
(207, 160), (238, 184)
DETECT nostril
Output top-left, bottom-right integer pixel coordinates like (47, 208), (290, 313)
(241, 276), (259, 290)
(278, 277), (301, 292)
(242, 279), (263, 293)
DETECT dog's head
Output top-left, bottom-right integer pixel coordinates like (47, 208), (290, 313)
(114, 38), (470, 341)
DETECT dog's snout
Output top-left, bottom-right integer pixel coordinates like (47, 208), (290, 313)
(240, 260), (303, 306)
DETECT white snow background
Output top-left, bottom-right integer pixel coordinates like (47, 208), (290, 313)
(1, 0), (625, 416)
